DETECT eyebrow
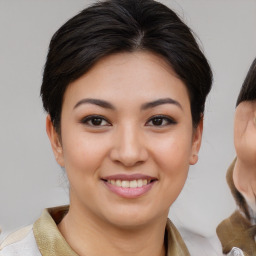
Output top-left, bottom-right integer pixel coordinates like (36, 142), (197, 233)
(73, 98), (115, 110)
(73, 97), (182, 111)
(141, 98), (183, 110)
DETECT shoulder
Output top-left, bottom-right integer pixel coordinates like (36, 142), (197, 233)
(0, 225), (41, 256)
(217, 211), (256, 256)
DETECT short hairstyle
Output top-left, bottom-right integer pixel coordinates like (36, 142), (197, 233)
(236, 58), (256, 106)
(41, 0), (213, 133)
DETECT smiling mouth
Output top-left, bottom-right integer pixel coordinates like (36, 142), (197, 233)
(101, 176), (157, 198)
(105, 179), (153, 188)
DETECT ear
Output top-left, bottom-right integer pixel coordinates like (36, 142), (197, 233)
(46, 115), (65, 167)
(189, 117), (203, 165)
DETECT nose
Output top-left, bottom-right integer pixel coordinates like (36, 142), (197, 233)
(109, 124), (148, 167)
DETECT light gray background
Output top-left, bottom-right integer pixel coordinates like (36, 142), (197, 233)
(0, 0), (256, 246)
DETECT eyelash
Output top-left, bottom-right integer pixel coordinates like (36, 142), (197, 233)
(80, 115), (176, 127)
(146, 115), (177, 127)
(80, 115), (111, 127)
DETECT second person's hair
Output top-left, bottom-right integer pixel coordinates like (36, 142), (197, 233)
(236, 58), (256, 106)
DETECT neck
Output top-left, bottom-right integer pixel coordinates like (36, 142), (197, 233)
(58, 203), (167, 256)
(233, 159), (256, 213)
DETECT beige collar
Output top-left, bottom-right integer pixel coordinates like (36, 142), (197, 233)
(33, 206), (189, 256)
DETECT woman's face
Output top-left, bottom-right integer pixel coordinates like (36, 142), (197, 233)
(47, 51), (202, 228)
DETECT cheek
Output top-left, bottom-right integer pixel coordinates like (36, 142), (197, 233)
(153, 134), (192, 207)
(152, 131), (193, 173)
(61, 131), (110, 177)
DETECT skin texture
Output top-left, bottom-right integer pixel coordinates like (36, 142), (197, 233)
(46, 52), (203, 256)
(233, 101), (256, 211)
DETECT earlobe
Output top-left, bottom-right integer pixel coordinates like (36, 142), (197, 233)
(46, 115), (65, 167)
(189, 118), (203, 165)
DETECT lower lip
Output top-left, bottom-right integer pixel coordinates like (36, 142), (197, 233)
(103, 181), (155, 198)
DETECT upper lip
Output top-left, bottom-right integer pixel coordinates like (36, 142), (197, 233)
(101, 174), (157, 181)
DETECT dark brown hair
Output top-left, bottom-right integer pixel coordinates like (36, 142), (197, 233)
(40, 0), (212, 133)
(236, 58), (256, 106)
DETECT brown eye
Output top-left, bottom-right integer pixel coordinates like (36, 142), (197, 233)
(90, 118), (104, 126)
(146, 115), (176, 127)
(81, 115), (111, 127)
(152, 118), (164, 126)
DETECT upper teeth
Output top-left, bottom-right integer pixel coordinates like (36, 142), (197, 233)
(108, 179), (149, 188)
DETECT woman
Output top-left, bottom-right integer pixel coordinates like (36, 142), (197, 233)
(0, 0), (212, 255)
(217, 58), (256, 256)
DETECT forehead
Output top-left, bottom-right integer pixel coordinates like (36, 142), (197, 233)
(62, 51), (190, 109)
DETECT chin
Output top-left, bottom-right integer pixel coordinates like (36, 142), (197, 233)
(107, 216), (151, 230)
(101, 206), (167, 230)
